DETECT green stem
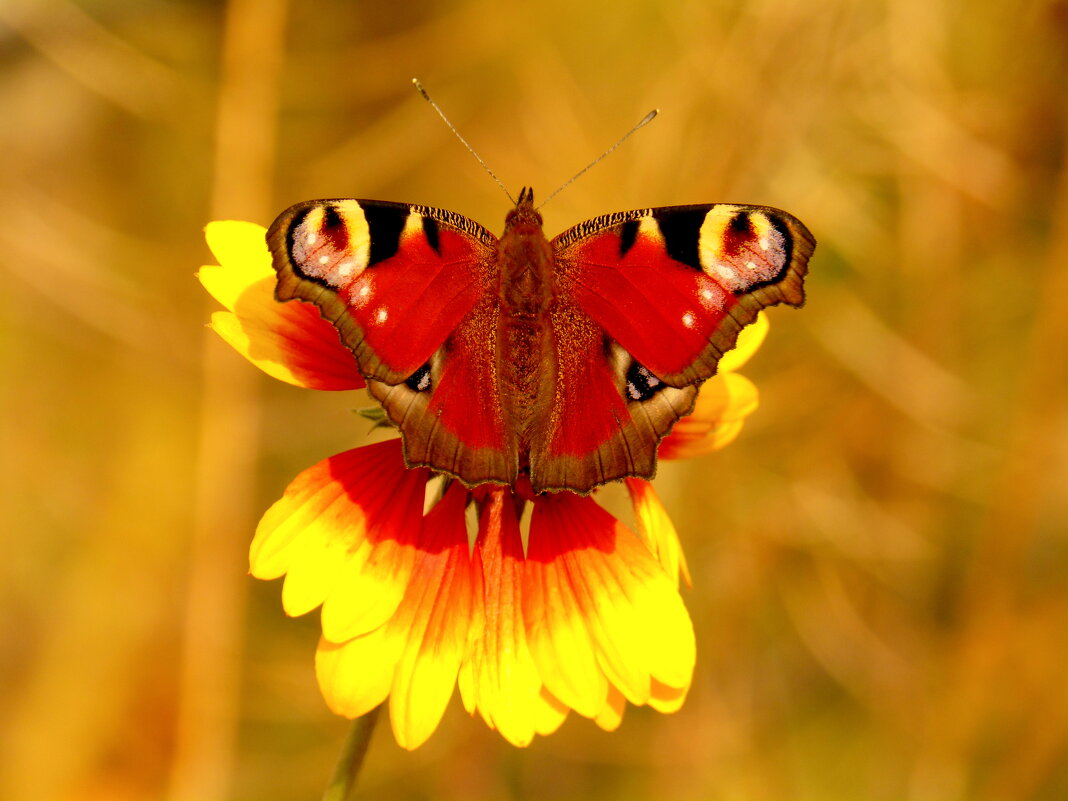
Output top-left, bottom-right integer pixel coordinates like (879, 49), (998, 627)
(321, 706), (381, 801)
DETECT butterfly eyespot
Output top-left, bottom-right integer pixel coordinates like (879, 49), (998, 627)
(625, 362), (665, 402)
(404, 363), (432, 393)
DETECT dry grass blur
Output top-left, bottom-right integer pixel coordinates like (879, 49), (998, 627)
(2, 1), (1067, 799)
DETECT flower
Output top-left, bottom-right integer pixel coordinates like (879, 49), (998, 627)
(200, 220), (767, 749)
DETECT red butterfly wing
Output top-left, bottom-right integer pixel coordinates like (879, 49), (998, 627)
(527, 295), (698, 492)
(268, 199), (516, 485)
(529, 203), (814, 492)
(268, 199), (496, 383)
(554, 204), (814, 387)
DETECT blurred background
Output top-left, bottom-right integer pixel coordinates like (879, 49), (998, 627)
(2, 1), (1067, 799)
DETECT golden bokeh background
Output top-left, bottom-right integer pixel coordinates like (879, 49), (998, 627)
(3, 1), (1067, 799)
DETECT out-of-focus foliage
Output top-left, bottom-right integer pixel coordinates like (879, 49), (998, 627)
(2, 1), (1067, 799)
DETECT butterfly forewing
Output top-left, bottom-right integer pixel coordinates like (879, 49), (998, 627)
(552, 203), (815, 387)
(267, 198), (496, 384)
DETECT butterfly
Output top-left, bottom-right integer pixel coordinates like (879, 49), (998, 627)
(267, 188), (814, 494)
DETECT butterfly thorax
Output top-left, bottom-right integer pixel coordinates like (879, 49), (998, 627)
(495, 188), (556, 456)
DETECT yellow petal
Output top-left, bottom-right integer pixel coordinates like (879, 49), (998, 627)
(648, 679), (689, 714)
(204, 220), (272, 291)
(250, 441), (426, 631)
(389, 486), (477, 750)
(522, 537), (610, 718)
(200, 221), (364, 390)
(466, 491), (544, 747)
(528, 494), (696, 707)
(625, 478), (692, 589)
(316, 628), (400, 719)
(593, 686), (626, 732)
(717, 311), (769, 374)
(532, 687), (570, 737)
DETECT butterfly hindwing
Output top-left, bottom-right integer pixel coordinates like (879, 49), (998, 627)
(367, 292), (517, 487)
(528, 296), (698, 492)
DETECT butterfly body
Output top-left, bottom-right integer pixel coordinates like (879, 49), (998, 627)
(494, 187), (556, 468)
(268, 189), (814, 494)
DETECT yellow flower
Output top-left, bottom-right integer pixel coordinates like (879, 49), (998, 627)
(200, 220), (768, 749)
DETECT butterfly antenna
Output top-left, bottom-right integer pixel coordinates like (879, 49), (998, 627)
(538, 108), (659, 210)
(413, 79), (516, 205)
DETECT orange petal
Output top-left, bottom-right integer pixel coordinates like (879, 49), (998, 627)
(250, 440), (428, 637)
(658, 372), (759, 460)
(462, 490), (545, 747)
(526, 493), (696, 708)
(625, 478), (691, 589)
(389, 484), (481, 750)
(200, 220), (364, 390)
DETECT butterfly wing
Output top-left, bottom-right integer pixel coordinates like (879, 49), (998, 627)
(531, 203), (814, 492)
(267, 199), (516, 485)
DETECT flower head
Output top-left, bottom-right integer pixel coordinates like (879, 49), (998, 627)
(200, 220), (767, 749)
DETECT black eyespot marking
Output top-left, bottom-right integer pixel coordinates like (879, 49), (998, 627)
(625, 360), (665, 402)
(655, 208), (707, 271)
(618, 219), (639, 258)
(322, 204), (344, 230)
(422, 215), (441, 255)
(721, 211), (753, 257)
(729, 211), (752, 234)
(404, 363), (432, 393)
(363, 205), (407, 266)
(320, 204), (350, 251)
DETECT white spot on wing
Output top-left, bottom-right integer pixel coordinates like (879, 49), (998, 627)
(715, 263), (738, 283)
(306, 232), (318, 246)
(318, 255), (330, 265)
(375, 307), (388, 324)
(698, 282), (726, 310)
(682, 311), (696, 328)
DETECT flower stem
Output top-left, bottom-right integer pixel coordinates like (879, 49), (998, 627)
(321, 706), (381, 801)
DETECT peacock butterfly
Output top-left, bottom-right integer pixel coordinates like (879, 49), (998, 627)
(267, 188), (814, 494)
